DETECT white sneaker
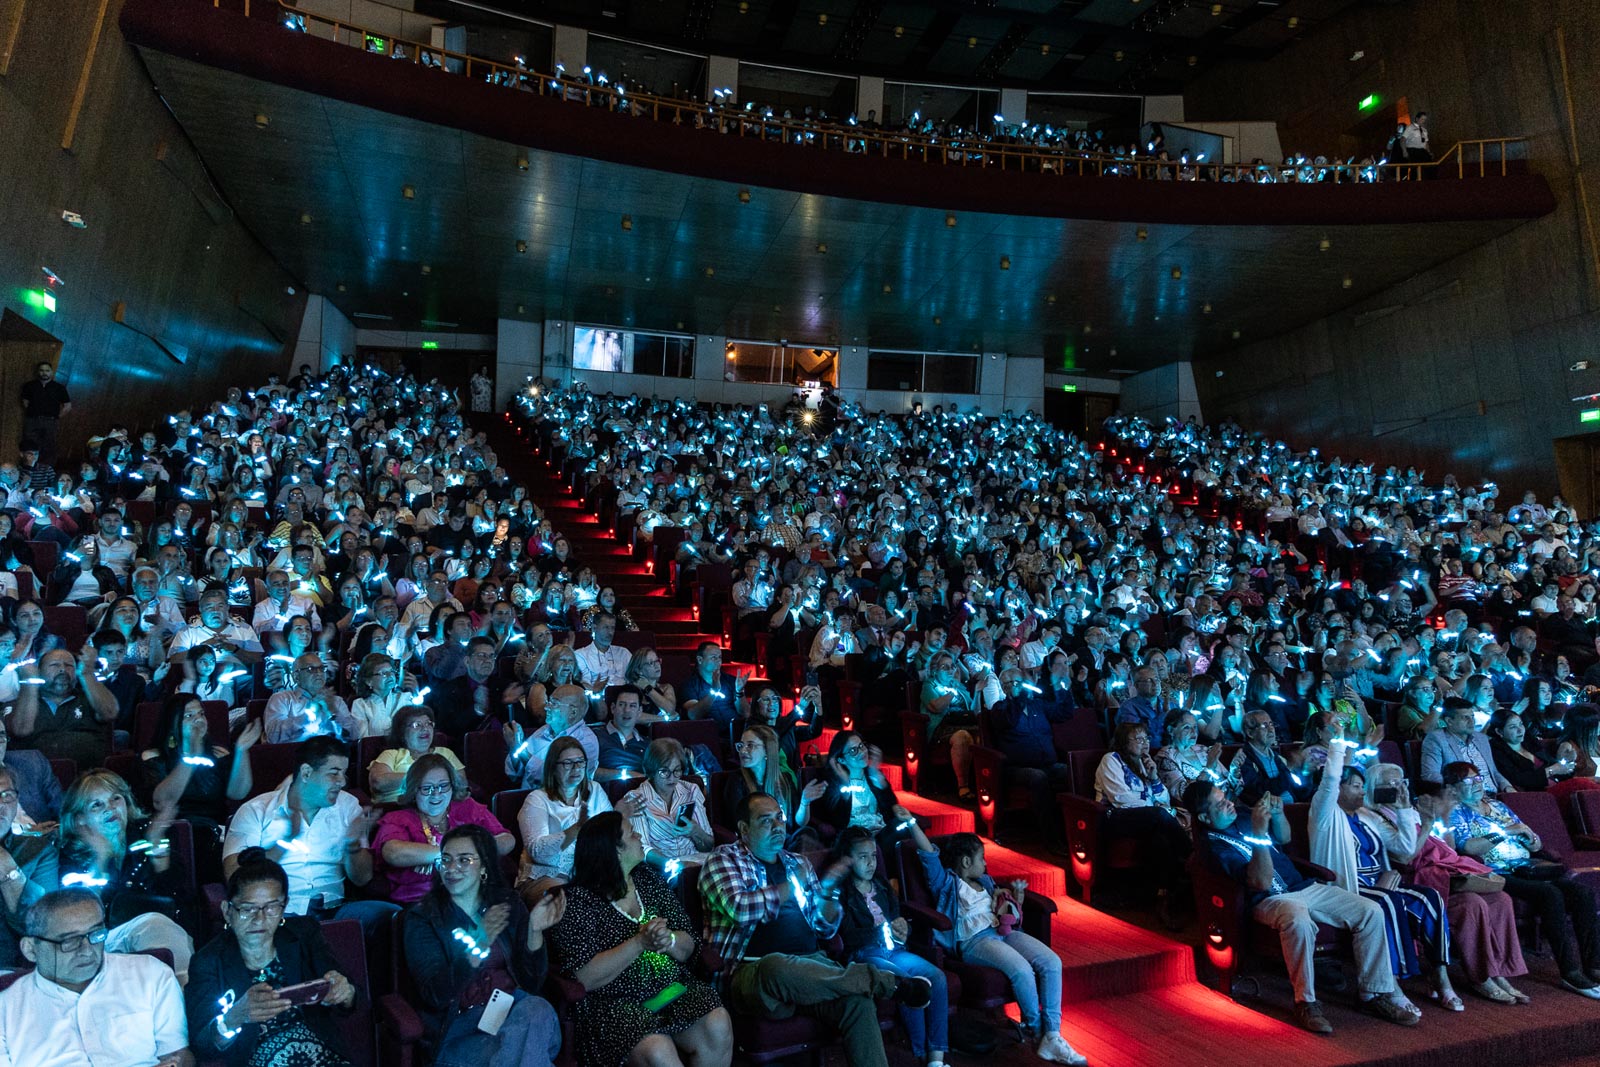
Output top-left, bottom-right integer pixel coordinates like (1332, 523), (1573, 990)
(1036, 1031), (1088, 1066)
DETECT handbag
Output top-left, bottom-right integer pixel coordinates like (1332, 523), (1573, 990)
(1449, 872), (1506, 894)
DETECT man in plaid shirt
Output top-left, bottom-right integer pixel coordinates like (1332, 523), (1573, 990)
(699, 793), (930, 1067)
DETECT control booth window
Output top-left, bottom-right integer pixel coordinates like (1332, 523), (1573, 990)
(724, 341), (838, 386)
(573, 326), (693, 378)
(866, 351), (979, 394)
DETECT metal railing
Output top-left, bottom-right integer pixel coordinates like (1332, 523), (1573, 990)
(222, 0), (1527, 185)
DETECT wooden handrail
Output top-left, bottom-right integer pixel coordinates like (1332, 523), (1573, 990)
(241, 0), (1526, 185)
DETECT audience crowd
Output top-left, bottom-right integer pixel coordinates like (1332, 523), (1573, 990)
(1, 360), (1597, 1066)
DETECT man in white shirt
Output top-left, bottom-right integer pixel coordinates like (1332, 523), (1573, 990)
(221, 736), (393, 933)
(399, 570), (461, 637)
(167, 589), (264, 675)
(263, 654), (356, 743)
(123, 567), (186, 645)
(92, 508), (137, 586)
(0, 889), (191, 1067)
(574, 613), (631, 694)
(1020, 621), (1063, 672)
(251, 569), (322, 639)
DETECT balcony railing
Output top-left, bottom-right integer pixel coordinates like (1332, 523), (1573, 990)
(230, 0), (1527, 185)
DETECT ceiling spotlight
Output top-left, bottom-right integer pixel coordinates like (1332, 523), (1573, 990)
(1287, 15), (1299, 27)
(933, 316), (942, 325)
(421, 264), (431, 275)
(1170, 266), (1182, 279)
(818, 13), (827, 25)
(1572, 360), (1593, 372)
(1211, 2), (1222, 13)
(1047, 294), (1057, 304)
(882, 283), (892, 294)
(253, 112), (271, 130)
(704, 266), (715, 277)
(1136, 226), (1148, 241)
(737, 189), (751, 204)
(738, 0), (748, 11)
(1083, 324), (1093, 334)
(967, 36), (977, 47)
(516, 155), (529, 171)
(894, 25), (904, 37)
(1350, 50), (1365, 61)
(402, 185), (415, 200)
(945, 213), (957, 227)
(1231, 328), (1241, 339)
(516, 240), (527, 253)
(999, 256), (1011, 270)
(336, 283), (347, 293)
(1114, 50), (1125, 61)
(299, 212), (312, 224)
(815, 242), (827, 254)
(1188, 55), (1198, 66)
(1041, 44), (1050, 55)
(1342, 275), (1353, 289)
(621, 215), (633, 231)
(1319, 236), (1331, 252)
(1202, 301), (1212, 314)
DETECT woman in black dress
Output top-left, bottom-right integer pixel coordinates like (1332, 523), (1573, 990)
(142, 693), (261, 882)
(550, 812), (731, 1067)
(185, 849), (357, 1066)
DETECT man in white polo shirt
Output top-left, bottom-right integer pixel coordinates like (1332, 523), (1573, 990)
(0, 889), (190, 1067)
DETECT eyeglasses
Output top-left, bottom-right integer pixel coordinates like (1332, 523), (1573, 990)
(553, 758), (587, 770)
(31, 926), (108, 953)
(654, 765), (684, 779)
(416, 783), (453, 796)
(0, 790), (16, 803)
(228, 900), (287, 920)
(405, 721), (434, 733)
(438, 853), (480, 868)
(842, 744), (868, 757)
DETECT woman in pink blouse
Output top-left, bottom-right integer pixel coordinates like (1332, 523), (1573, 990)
(373, 753), (515, 904)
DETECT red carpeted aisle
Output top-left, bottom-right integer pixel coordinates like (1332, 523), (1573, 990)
(487, 416), (1600, 1067)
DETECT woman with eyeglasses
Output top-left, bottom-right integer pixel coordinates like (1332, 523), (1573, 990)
(143, 693), (261, 882)
(367, 706), (465, 805)
(402, 824), (566, 1067)
(723, 724), (826, 851)
(1396, 676), (1443, 740)
(57, 769), (194, 980)
(185, 848), (358, 1066)
(737, 684), (822, 777)
(619, 738), (714, 870)
(527, 645), (581, 724)
(516, 736), (612, 886)
(348, 653), (416, 739)
(813, 730), (902, 859)
(549, 811), (731, 1067)
(375, 753), (514, 906)
(919, 650), (980, 802)
(623, 647), (676, 722)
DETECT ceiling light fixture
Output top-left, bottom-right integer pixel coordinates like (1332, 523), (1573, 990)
(402, 185), (415, 200)
(516, 240), (527, 253)
(1136, 226), (1148, 241)
(816, 242), (827, 253)
(999, 256), (1011, 270)
(621, 215), (633, 231)
(253, 113), (269, 128)
(516, 155), (529, 171)
(738, 189), (751, 203)
(1171, 266), (1182, 279)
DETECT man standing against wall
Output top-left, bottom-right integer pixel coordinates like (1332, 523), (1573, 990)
(18, 362), (70, 465)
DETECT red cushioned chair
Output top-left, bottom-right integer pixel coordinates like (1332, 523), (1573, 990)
(1058, 748), (1140, 905)
(42, 603), (86, 652)
(463, 726), (513, 797)
(1499, 789), (1600, 892)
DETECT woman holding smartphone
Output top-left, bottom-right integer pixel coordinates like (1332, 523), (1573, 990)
(185, 848), (358, 1066)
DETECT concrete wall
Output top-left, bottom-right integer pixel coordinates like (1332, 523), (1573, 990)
(295, 0), (441, 43)
(0, 0), (300, 458)
(1117, 362), (1201, 422)
(1179, 121), (1283, 165)
(294, 295), (358, 375)
(1184, 0), (1600, 495)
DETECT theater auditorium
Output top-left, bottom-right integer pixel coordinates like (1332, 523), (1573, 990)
(0, 0), (1596, 1065)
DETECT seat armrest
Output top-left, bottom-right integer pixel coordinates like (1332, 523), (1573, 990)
(378, 993), (425, 1045)
(901, 900), (954, 932)
(1575, 834), (1600, 851)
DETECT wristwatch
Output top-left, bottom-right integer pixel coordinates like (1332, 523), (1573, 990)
(2, 868), (21, 883)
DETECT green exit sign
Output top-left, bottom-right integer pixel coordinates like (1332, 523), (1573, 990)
(1582, 408), (1600, 424)
(420, 340), (440, 350)
(1061, 383), (1078, 393)
(1358, 93), (1381, 112)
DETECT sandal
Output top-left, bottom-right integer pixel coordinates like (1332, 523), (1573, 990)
(1471, 981), (1516, 1005)
(1496, 980), (1531, 1004)
(1363, 994), (1421, 1026)
(1435, 990), (1465, 1012)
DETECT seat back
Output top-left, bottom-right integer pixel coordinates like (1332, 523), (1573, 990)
(249, 741), (310, 794)
(649, 718), (726, 762)
(43, 604), (86, 652)
(1068, 748), (1108, 797)
(320, 918), (376, 1065)
(1500, 789), (1577, 858)
(1052, 708), (1108, 752)
(1572, 788), (1600, 836)
(463, 728), (512, 797)
(48, 758), (76, 791)
(491, 788), (532, 851)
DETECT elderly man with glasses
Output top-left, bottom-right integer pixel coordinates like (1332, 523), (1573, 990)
(263, 653), (356, 744)
(1227, 710), (1316, 806)
(0, 888), (191, 1066)
(0, 765), (58, 971)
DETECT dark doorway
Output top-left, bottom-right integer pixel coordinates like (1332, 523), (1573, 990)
(0, 309), (64, 465)
(1553, 432), (1600, 520)
(1045, 388), (1117, 441)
